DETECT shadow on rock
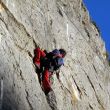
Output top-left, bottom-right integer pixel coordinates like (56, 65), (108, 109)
(46, 90), (58, 110)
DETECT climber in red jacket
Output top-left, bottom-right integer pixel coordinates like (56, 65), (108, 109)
(33, 48), (46, 69)
(33, 47), (66, 95)
(33, 47), (46, 84)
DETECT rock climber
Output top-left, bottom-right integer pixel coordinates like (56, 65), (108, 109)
(33, 47), (66, 95)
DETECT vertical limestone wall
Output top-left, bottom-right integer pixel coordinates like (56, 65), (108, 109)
(0, 0), (110, 110)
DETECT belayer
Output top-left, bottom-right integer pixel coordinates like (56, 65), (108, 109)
(33, 47), (66, 95)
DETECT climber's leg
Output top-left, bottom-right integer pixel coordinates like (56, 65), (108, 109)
(42, 69), (52, 95)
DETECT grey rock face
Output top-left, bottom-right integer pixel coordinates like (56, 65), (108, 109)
(0, 0), (110, 110)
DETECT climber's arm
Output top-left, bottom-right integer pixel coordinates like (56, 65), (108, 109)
(56, 69), (61, 83)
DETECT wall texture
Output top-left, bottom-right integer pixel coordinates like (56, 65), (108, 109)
(0, 0), (110, 110)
